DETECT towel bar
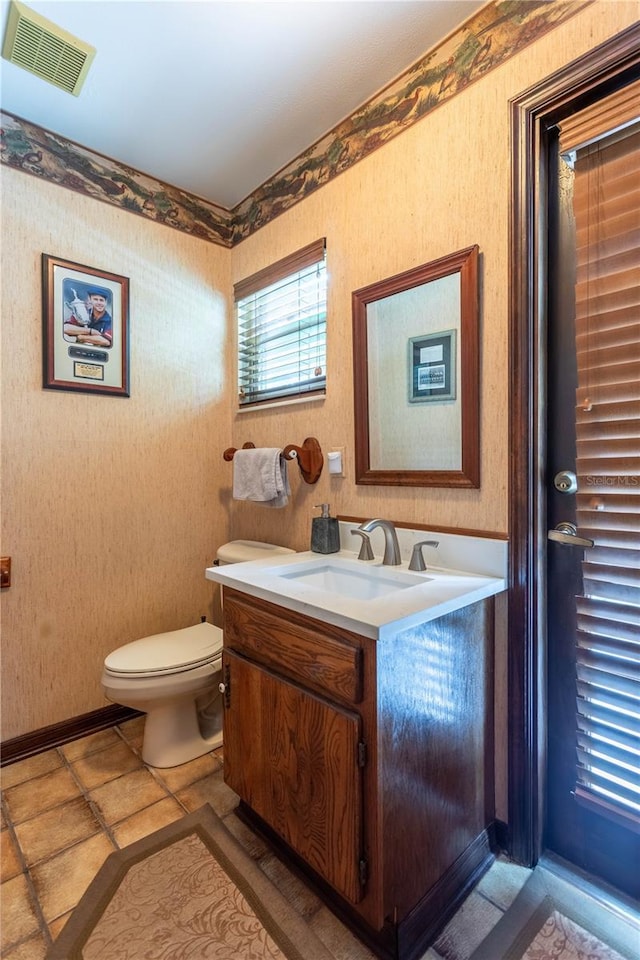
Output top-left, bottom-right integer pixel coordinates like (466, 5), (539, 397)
(223, 437), (323, 484)
(223, 442), (255, 461)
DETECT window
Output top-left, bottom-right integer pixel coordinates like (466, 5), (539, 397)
(234, 239), (326, 407)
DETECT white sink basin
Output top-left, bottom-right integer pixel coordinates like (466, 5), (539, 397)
(276, 558), (429, 600)
(206, 548), (507, 640)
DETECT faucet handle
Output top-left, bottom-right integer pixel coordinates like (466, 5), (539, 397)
(409, 540), (439, 572)
(351, 529), (375, 561)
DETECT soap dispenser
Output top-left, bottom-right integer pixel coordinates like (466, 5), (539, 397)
(311, 503), (340, 554)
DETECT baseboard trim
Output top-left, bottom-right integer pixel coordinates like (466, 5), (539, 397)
(237, 801), (500, 960)
(1, 705), (142, 766)
(397, 827), (496, 960)
(489, 818), (510, 853)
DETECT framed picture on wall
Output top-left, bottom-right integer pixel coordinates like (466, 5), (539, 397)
(408, 329), (456, 403)
(42, 254), (130, 396)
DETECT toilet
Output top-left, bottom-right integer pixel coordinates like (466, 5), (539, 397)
(101, 540), (295, 768)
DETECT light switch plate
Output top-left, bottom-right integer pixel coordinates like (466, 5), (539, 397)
(328, 447), (345, 477)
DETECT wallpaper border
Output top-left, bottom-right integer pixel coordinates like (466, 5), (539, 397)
(0, 1), (590, 249)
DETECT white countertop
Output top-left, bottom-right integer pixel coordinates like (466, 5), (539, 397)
(205, 549), (506, 640)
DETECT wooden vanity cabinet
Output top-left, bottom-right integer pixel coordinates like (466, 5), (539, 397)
(221, 587), (495, 960)
(221, 588), (375, 914)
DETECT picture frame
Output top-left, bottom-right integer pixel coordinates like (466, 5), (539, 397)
(408, 329), (456, 403)
(42, 254), (130, 396)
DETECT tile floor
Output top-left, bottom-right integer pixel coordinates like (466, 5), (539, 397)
(1, 716), (531, 959)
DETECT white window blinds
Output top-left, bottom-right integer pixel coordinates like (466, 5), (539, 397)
(234, 239), (326, 407)
(560, 104), (640, 829)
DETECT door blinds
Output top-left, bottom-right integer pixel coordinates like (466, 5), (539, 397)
(560, 97), (640, 828)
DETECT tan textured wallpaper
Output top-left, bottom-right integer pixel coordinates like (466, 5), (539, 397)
(223, 3), (637, 822)
(1, 172), (232, 739)
(1, 1), (636, 803)
(226, 1), (638, 554)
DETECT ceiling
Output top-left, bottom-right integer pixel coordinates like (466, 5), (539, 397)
(0, 0), (483, 210)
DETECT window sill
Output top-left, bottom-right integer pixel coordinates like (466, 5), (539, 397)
(236, 394), (326, 414)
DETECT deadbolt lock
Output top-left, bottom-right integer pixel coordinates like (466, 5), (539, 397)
(554, 470), (578, 494)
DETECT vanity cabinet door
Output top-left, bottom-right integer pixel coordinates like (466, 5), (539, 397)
(223, 648), (365, 904)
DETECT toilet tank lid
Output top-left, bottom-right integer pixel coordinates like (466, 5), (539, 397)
(216, 539), (296, 564)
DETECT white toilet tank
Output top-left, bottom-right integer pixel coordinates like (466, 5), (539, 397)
(216, 539), (295, 565)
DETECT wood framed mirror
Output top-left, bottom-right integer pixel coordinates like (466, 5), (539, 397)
(352, 244), (479, 487)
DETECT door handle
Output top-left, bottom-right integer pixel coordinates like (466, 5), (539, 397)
(548, 522), (594, 548)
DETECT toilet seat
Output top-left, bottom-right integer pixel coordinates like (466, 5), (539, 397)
(101, 541), (294, 767)
(104, 621), (223, 679)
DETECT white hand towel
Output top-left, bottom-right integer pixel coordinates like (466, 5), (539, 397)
(232, 448), (291, 507)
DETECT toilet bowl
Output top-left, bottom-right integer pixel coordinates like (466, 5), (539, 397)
(101, 540), (295, 767)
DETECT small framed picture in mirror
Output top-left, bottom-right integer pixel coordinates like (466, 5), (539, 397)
(408, 329), (456, 404)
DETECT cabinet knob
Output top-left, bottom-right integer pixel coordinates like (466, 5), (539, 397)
(218, 682), (227, 694)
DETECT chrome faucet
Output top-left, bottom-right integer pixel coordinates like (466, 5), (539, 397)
(358, 519), (402, 565)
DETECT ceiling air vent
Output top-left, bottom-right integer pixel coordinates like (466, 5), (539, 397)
(2, 0), (96, 96)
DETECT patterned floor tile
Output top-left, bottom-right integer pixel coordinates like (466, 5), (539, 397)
(2, 930), (48, 960)
(1, 751), (63, 790)
(30, 832), (115, 922)
(434, 890), (503, 960)
(88, 767), (169, 825)
(476, 855), (531, 911)
(175, 768), (239, 819)
(13, 797), (102, 867)
(3, 768), (82, 825)
(115, 716), (145, 749)
(258, 848), (323, 919)
(59, 728), (122, 762)
(150, 750), (222, 792)
(1, 827), (23, 881)
(70, 737), (143, 789)
(111, 796), (186, 848)
(309, 904), (378, 960)
(0, 873), (42, 952)
(0, 729), (533, 960)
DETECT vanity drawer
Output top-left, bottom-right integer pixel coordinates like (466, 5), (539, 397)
(223, 588), (363, 705)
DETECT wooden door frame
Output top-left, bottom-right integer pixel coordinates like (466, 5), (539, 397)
(507, 23), (640, 867)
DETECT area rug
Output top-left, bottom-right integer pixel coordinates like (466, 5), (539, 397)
(469, 862), (638, 960)
(47, 804), (336, 960)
